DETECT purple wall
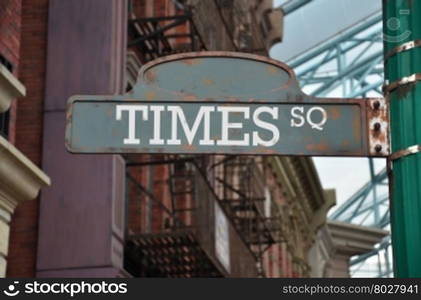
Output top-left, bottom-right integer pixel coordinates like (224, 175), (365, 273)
(37, 0), (127, 277)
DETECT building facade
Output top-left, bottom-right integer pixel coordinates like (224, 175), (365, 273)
(0, 0), (50, 277)
(2, 0), (337, 278)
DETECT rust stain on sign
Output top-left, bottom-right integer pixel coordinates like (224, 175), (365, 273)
(306, 143), (329, 152)
(182, 144), (197, 151)
(145, 70), (157, 83)
(352, 111), (362, 143)
(341, 139), (350, 146)
(182, 94), (197, 101)
(145, 91), (156, 101)
(107, 106), (113, 117)
(203, 78), (214, 85)
(267, 66), (279, 75)
(328, 107), (341, 120)
(182, 58), (202, 65)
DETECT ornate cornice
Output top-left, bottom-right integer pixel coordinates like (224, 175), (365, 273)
(310, 189), (336, 231)
(328, 220), (388, 256)
(0, 136), (50, 213)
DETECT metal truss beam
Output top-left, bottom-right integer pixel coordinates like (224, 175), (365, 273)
(281, 0), (313, 15)
(288, 12), (382, 68)
(330, 168), (387, 224)
(288, 7), (390, 277)
(290, 11), (384, 99)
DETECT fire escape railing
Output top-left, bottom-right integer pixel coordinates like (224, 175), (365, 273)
(123, 155), (285, 277)
(210, 156), (285, 259)
(128, 13), (207, 61)
(124, 156), (223, 277)
(124, 6), (284, 277)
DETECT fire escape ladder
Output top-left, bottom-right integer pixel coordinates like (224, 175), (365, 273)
(213, 156), (281, 259)
(168, 157), (197, 229)
(124, 156), (224, 277)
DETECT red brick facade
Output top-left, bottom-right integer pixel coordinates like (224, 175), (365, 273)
(6, 0), (49, 277)
(0, 0), (21, 71)
(0, 0), (22, 145)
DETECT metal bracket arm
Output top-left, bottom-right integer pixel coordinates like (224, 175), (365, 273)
(383, 73), (421, 94)
(384, 39), (421, 61)
(390, 145), (421, 161)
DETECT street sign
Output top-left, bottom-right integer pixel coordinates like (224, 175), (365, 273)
(65, 52), (389, 157)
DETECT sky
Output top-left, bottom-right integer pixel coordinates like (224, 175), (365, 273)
(313, 157), (386, 209)
(271, 0), (387, 211)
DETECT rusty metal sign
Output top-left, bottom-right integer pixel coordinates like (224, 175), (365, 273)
(65, 52), (389, 157)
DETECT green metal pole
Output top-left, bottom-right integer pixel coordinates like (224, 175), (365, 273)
(383, 0), (421, 277)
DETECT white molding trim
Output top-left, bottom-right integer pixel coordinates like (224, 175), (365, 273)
(0, 136), (50, 213)
(0, 64), (26, 112)
(328, 220), (388, 256)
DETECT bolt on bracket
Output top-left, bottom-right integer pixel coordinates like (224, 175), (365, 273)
(367, 98), (390, 157)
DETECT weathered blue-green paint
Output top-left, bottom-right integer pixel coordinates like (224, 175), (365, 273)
(65, 52), (388, 156)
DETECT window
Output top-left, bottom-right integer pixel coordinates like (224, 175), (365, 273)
(0, 110), (9, 139)
(0, 54), (13, 139)
(0, 54), (13, 73)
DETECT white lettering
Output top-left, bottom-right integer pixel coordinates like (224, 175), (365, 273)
(116, 105), (148, 144)
(307, 106), (327, 131)
(217, 107), (250, 146)
(252, 107), (279, 146)
(149, 105), (165, 145)
(290, 106), (305, 128)
(290, 106), (328, 131)
(167, 106), (215, 145)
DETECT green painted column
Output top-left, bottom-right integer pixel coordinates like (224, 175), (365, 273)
(383, 0), (421, 277)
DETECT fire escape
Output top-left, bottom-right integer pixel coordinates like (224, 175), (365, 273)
(123, 155), (285, 277)
(211, 156), (284, 259)
(124, 156), (224, 277)
(128, 11), (207, 61)
(123, 4), (285, 278)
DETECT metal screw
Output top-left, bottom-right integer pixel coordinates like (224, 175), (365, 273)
(373, 101), (381, 110)
(374, 122), (381, 131)
(375, 145), (382, 152)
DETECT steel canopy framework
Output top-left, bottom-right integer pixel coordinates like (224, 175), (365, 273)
(288, 11), (383, 99)
(275, 1), (391, 278)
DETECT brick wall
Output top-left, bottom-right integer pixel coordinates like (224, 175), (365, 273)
(0, 0), (22, 277)
(7, 0), (49, 277)
(0, 0), (21, 70)
(0, 0), (22, 145)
